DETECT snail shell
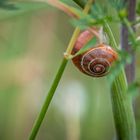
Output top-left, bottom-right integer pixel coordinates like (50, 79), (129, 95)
(72, 29), (118, 77)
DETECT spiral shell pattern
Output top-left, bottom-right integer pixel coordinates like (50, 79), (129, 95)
(80, 45), (116, 77)
(72, 29), (118, 77)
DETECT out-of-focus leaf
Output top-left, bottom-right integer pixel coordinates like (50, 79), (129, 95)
(60, 0), (83, 8)
(127, 82), (140, 98)
(72, 15), (115, 30)
(0, 2), (49, 20)
(72, 0), (86, 8)
(71, 18), (97, 30)
(70, 7), (102, 28)
(68, 2), (117, 28)
(0, 1), (17, 10)
(91, 3), (108, 20)
(137, 2), (140, 15)
(108, 0), (126, 11)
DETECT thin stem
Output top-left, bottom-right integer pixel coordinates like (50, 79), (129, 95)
(28, 0), (94, 139)
(82, 0), (94, 14)
(29, 58), (68, 140)
(104, 21), (137, 140)
(65, 27), (81, 56)
(103, 20), (118, 50)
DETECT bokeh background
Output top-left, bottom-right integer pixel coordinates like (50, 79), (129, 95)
(0, 0), (140, 140)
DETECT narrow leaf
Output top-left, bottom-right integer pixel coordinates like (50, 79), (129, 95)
(72, 0), (85, 8)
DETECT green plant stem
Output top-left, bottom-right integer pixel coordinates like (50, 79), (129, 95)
(104, 21), (137, 140)
(103, 20), (118, 50)
(111, 71), (137, 140)
(65, 27), (80, 55)
(29, 58), (68, 140)
(29, 26), (82, 140)
(28, 0), (93, 139)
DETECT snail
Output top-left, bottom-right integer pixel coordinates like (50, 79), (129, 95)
(71, 28), (118, 77)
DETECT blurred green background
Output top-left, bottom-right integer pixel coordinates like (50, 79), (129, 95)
(0, 0), (140, 140)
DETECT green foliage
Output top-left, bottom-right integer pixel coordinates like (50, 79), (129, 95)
(91, 3), (108, 19)
(0, 2), (49, 21)
(136, 2), (140, 15)
(0, 2), (17, 10)
(72, 0), (86, 8)
(108, 0), (126, 11)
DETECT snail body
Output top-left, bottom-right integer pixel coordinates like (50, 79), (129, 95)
(72, 29), (118, 77)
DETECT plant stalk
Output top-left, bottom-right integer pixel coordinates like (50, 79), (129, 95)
(104, 21), (137, 140)
(28, 0), (93, 139)
(121, 0), (136, 84)
(29, 58), (68, 140)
